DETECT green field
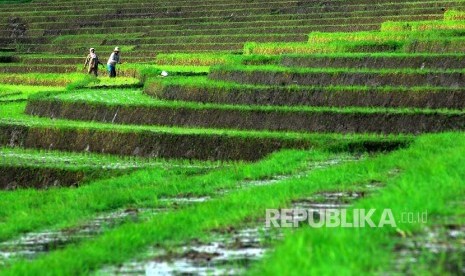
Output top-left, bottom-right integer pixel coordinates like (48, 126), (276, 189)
(1, 0), (465, 275)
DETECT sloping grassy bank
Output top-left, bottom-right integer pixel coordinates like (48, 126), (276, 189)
(145, 76), (465, 108)
(0, 147), (203, 189)
(1, 102), (410, 160)
(26, 89), (465, 134)
(209, 65), (465, 87)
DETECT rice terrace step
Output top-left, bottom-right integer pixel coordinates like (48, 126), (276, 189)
(25, 89), (465, 134)
(1, 0), (465, 274)
(145, 76), (465, 108)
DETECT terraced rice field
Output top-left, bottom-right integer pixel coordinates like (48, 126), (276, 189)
(1, 0), (465, 275)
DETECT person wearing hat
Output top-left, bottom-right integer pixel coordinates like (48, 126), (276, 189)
(107, 47), (121, 78)
(84, 48), (104, 77)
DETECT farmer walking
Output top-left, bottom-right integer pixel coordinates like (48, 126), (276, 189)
(84, 48), (104, 77)
(107, 47), (121, 78)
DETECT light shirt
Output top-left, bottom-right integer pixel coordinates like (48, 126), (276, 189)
(107, 52), (120, 66)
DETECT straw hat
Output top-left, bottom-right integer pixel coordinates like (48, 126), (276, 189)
(114, 47), (120, 52)
(89, 48), (95, 52)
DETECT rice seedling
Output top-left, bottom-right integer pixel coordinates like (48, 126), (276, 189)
(1, 0), (464, 274)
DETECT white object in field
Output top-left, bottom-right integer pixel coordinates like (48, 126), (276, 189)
(161, 71), (168, 77)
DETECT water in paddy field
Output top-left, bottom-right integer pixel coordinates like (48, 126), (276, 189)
(0, 208), (162, 265)
(0, 198), (210, 266)
(98, 189), (373, 276)
(159, 196), (211, 204)
(0, 154), (373, 274)
(291, 191), (366, 213)
(99, 225), (281, 275)
(228, 155), (364, 191)
(391, 216), (465, 274)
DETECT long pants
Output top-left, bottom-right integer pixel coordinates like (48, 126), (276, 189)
(107, 64), (116, 78)
(88, 67), (98, 77)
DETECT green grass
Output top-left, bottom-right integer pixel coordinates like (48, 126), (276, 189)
(155, 53), (241, 66)
(0, 149), (348, 272)
(309, 30), (406, 43)
(444, 9), (465, 21)
(210, 64), (465, 74)
(245, 32), (465, 55)
(0, 73), (88, 87)
(242, 52), (465, 68)
(244, 41), (403, 55)
(0, 148), (334, 241)
(0, 71), (141, 89)
(85, 77), (141, 88)
(0, 147), (216, 171)
(112, 64), (210, 80)
(308, 30), (465, 44)
(15, 54), (80, 58)
(42, 88), (465, 115)
(0, 0), (31, 3)
(255, 132), (465, 275)
(381, 20), (465, 32)
(0, 2), (441, 18)
(0, 63), (77, 69)
(51, 33), (146, 44)
(0, 146), (211, 191)
(47, 33), (304, 45)
(151, 52), (465, 67)
(0, 3), (452, 22)
(1, 132), (464, 274)
(0, 84), (63, 102)
(0, 84), (63, 93)
(276, 52), (465, 59)
(2, 13), (441, 38)
(136, 64), (210, 75)
(146, 75), (465, 96)
(0, 102), (410, 149)
(0, 1), (464, 274)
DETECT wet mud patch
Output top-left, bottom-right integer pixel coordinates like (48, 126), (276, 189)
(100, 225), (282, 275)
(363, 180), (385, 190)
(293, 191), (367, 209)
(160, 155), (365, 203)
(287, 190), (370, 224)
(392, 222), (465, 274)
(0, 149), (219, 190)
(61, 155), (393, 273)
(0, 208), (162, 265)
(235, 155), (363, 190)
(99, 189), (374, 275)
(157, 196), (212, 209)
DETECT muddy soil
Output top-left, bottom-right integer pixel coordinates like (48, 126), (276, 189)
(289, 190), (369, 225)
(99, 226), (281, 275)
(234, 155), (362, 190)
(99, 188), (373, 275)
(392, 223), (465, 274)
(0, 208), (161, 265)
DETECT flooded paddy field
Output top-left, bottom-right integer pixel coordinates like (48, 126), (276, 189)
(2, 0), (465, 273)
(392, 211), (465, 275)
(99, 226), (280, 275)
(99, 191), (367, 275)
